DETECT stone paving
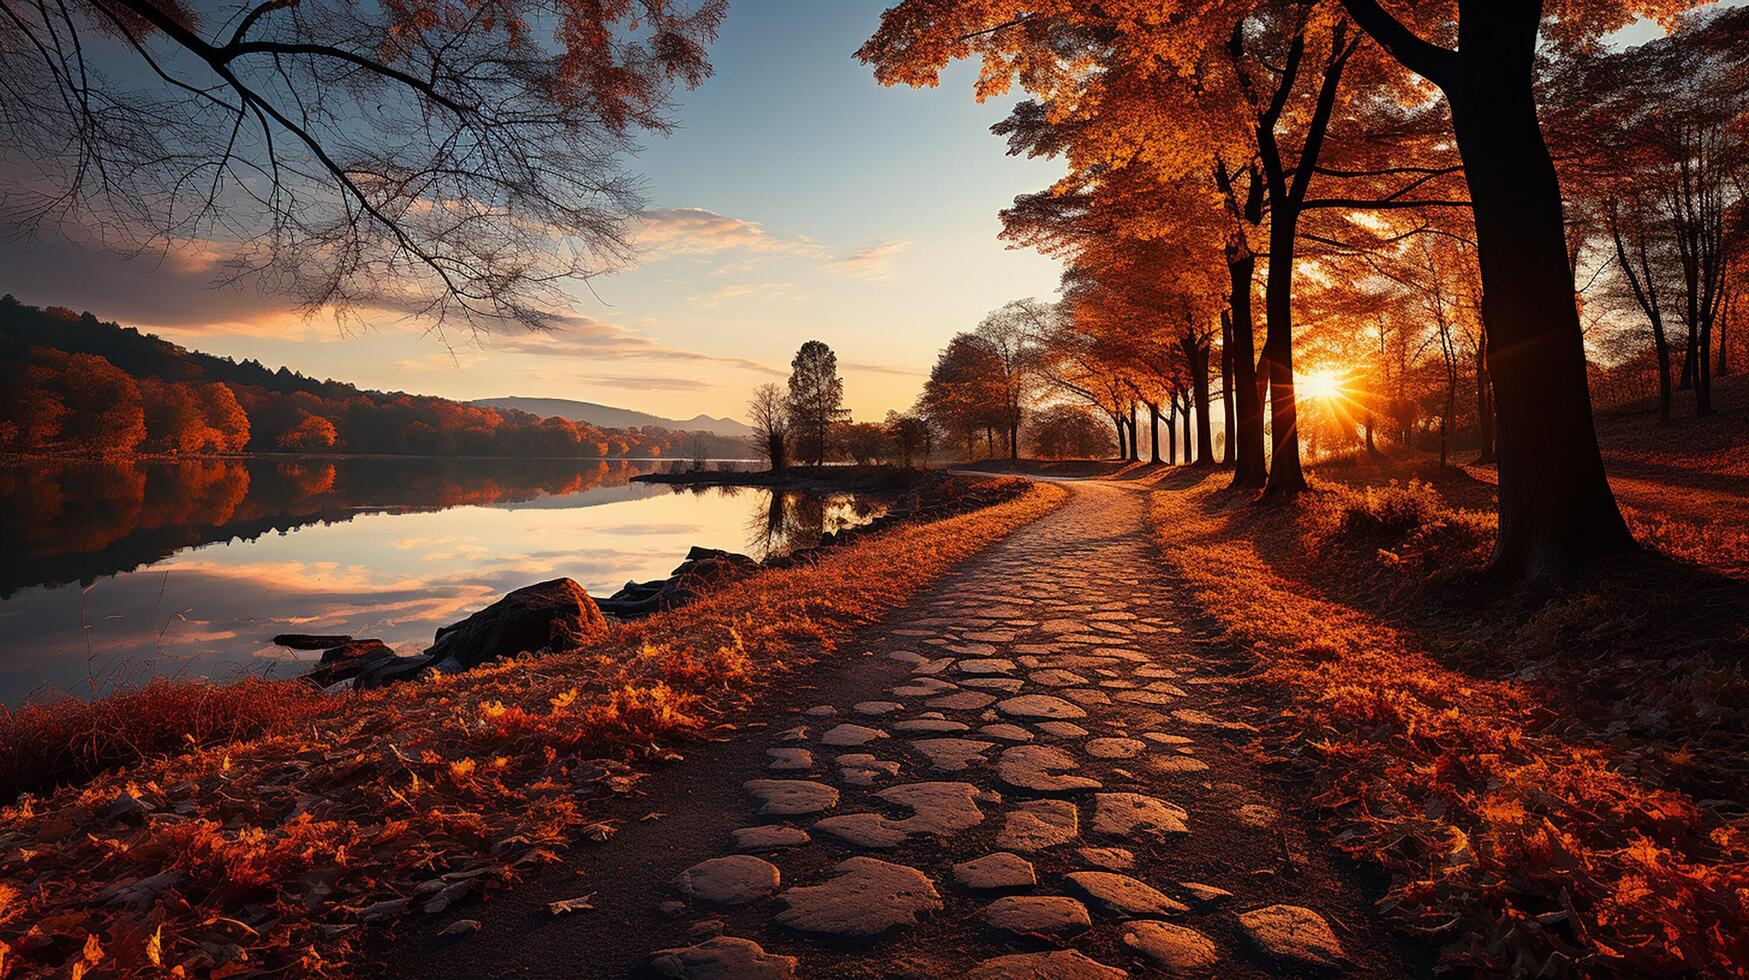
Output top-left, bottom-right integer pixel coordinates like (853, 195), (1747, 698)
(637, 481), (1395, 978)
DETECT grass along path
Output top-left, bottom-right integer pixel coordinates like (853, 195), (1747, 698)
(369, 478), (1429, 978)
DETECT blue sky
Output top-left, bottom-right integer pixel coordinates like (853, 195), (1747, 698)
(1, 0), (1066, 422)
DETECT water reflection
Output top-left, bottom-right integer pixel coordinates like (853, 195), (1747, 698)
(0, 458), (885, 705)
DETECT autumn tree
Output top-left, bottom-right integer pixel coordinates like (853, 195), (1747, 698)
(972, 302), (1044, 460)
(747, 383), (791, 471)
(786, 341), (848, 467)
(884, 411), (931, 467)
(2, 0), (724, 332)
(922, 333), (1005, 460)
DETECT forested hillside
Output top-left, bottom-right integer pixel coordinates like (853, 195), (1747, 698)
(0, 297), (743, 459)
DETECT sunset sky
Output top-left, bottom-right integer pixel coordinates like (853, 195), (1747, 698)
(0, 1), (1065, 423)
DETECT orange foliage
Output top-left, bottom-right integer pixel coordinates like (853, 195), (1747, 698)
(1148, 472), (1749, 976)
(0, 480), (1068, 977)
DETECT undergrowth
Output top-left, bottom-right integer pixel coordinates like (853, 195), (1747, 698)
(1148, 471), (1749, 977)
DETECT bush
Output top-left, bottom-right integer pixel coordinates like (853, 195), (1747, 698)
(1337, 479), (1447, 538)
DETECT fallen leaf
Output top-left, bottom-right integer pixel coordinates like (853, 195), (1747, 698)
(439, 919), (481, 937)
(547, 893), (596, 915)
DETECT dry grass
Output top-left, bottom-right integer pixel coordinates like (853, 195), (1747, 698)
(0, 479), (1068, 978)
(0, 679), (326, 803)
(1147, 468), (1749, 977)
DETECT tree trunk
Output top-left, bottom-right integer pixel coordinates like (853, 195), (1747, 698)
(1180, 394), (1192, 463)
(1364, 412), (1378, 456)
(1226, 254), (1267, 486)
(1148, 402), (1162, 463)
(1187, 336), (1215, 466)
(1009, 416), (1020, 461)
(1166, 405), (1178, 464)
(1474, 331), (1496, 462)
(1444, 8), (1635, 576)
(1128, 403), (1141, 462)
(1114, 415), (1127, 460)
(1260, 207), (1307, 496)
(1221, 311), (1237, 465)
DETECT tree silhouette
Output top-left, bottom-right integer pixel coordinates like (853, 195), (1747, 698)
(1, 0), (724, 332)
(785, 340), (847, 467)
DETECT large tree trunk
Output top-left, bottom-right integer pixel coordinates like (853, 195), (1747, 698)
(1226, 253), (1267, 486)
(1260, 207), (1307, 497)
(1114, 414), (1127, 460)
(1128, 403), (1141, 462)
(1148, 402), (1162, 463)
(1166, 405), (1178, 464)
(1445, 7), (1634, 576)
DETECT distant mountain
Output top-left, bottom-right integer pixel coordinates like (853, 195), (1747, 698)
(471, 396), (754, 437)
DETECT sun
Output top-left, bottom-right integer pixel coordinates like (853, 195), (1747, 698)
(1300, 367), (1348, 403)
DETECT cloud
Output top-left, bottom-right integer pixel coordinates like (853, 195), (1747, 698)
(493, 313), (783, 376)
(577, 375), (717, 392)
(843, 361), (926, 377)
(0, 230), (323, 336)
(688, 282), (800, 308)
(635, 208), (824, 261)
(821, 240), (912, 281)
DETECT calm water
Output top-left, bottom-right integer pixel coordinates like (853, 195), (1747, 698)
(0, 457), (886, 706)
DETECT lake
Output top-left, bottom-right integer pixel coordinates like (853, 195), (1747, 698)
(0, 457), (887, 706)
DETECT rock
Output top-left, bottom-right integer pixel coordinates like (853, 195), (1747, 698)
(995, 695), (1087, 720)
(425, 578), (607, 670)
(1092, 793), (1189, 838)
(353, 652), (437, 691)
(1178, 881), (1233, 903)
(957, 658), (1017, 675)
(743, 779), (839, 816)
(996, 799), (1079, 852)
(671, 855), (780, 906)
(1063, 872), (1189, 918)
(730, 826), (810, 852)
(959, 677), (1025, 692)
(978, 723), (1034, 743)
(1238, 904), (1348, 968)
(966, 951), (1127, 980)
(953, 853), (1036, 890)
(1123, 921), (1220, 972)
(301, 638), (395, 687)
(1026, 669), (1089, 687)
(814, 813), (910, 848)
(1113, 689), (1178, 705)
(1084, 738), (1146, 759)
(815, 782), (995, 847)
(998, 745), (1102, 794)
(820, 723), (889, 747)
(978, 896), (1091, 937)
(644, 936), (797, 979)
(1059, 688), (1112, 706)
(1034, 721), (1089, 738)
(1076, 847), (1134, 870)
(908, 738), (996, 772)
(765, 748), (814, 771)
(835, 753), (901, 786)
(804, 704), (838, 717)
(927, 691), (998, 711)
(773, 857), (942, 936)
(854, 701), (905, 716)
(893, 718), (971, 734)
(1147, 756), (1210, 774)
(272, 632), (353, 649)
(880, 782), (996, 836)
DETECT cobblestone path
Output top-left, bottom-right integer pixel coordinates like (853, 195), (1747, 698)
(379, 480), (1428, 978)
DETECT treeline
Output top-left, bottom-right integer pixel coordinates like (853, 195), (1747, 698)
(741, 338), (1111, 469)
(861, 1), (1749, 576)
(0, 297), (744, 459)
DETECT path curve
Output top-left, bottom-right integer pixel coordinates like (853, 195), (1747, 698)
(369, 479), (1430, 978)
